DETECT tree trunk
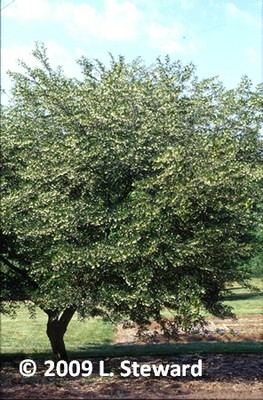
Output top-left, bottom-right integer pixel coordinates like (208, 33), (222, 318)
(45, 307), (76, 362)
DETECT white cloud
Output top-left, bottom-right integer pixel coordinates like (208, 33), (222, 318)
(2, 0), (204, 67)
(2, 0), (52, 20)
(3, 0), (142, 42)
(226, 3), (260, 27)
(64, 0), (142, 42)
(146, 21), (184, 53)
(145, 21), (202, 54)
(2, 0), (202, 52)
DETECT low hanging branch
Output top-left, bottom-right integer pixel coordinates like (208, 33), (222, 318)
(0, 255), (39, 291)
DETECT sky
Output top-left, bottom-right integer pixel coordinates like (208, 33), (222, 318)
(1, 0), (262, 103)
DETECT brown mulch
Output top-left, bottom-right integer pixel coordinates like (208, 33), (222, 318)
(1, 354), (263, 399)
(115, 314), (263, 344)
(1, 314), (263, 399)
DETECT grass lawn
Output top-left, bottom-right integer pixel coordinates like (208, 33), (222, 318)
(223, 277), (262, 314)
(1, 307), (114, 355)
(1, 278), (262, 358)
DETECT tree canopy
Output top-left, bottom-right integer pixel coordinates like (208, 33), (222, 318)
(1, 43), (262, 360)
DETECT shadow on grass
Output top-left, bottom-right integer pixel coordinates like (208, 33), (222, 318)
(223, 292), (263, 301)
(1, 341), (263, 363)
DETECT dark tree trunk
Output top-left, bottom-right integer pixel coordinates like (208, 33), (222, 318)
(45, 307), (76, 361)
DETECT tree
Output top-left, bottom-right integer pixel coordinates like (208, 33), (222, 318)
(1, 43), (262, 360)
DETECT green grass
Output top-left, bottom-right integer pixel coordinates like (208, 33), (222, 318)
(1, 278), (262, 359)
(223, 277), (263, 315)
(163, 278), (263, 318)
(1, 341), (262, 363)
(0, 305), (114, 354)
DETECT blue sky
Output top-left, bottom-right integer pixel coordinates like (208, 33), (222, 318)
(1, 0), (262, 102)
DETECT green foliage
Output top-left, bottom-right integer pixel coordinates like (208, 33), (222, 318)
(245, 229), (263, 277)
(249, 254), (263, 277)
(1, 43), (262, 335)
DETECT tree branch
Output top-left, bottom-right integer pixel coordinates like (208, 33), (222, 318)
(0, 255), (39, 290)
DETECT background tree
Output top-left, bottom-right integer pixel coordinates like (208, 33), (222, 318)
(1, 43), (262, 360)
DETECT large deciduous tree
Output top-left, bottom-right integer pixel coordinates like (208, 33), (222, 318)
(1, 44), (262, 360)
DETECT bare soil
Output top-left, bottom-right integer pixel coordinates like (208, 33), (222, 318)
(1, 314), (262, 399)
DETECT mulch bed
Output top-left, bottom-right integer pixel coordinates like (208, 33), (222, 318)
(1, 354), (263, 399)
(115, 314), (263, 344)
